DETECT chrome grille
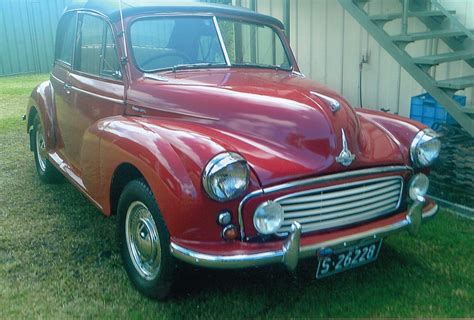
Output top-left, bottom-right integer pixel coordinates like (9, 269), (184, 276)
(276, 176), (403, 234)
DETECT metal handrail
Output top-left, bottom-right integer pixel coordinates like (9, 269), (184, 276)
(402, 0), (409, 35)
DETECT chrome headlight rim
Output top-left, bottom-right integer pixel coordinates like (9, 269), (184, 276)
(410, 128), (441, 168)
(202, 152), (250, 202)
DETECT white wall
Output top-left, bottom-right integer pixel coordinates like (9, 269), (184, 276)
(234, 0), (474, 117)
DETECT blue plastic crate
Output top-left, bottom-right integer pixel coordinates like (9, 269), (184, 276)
(410, 93), (466, 128)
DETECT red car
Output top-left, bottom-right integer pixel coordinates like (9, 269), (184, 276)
(27, 1), (441, 299)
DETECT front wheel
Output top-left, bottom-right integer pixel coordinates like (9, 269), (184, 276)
(118, 179), (176, 299)
(31, 114), (60, 183)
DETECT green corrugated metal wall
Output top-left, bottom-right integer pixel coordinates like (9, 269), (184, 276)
(0, 0), (71, 76)
(0, 0), (232, 77)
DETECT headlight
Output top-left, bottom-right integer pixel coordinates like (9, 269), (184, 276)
(202, 152), (250, 202)
(253, 201), (284, 235)
(410, 129), (441, 167)
(409, 173), (429, 201)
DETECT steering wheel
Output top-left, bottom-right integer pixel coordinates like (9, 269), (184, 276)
(141, 50), (192, 70)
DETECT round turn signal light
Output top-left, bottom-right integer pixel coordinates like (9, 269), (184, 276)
(222, 225), (239, 241)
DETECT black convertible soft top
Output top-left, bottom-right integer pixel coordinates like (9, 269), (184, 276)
(65, 0), (285, 29)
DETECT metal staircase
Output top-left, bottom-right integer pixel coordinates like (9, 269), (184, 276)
(338, 0), (474, 137)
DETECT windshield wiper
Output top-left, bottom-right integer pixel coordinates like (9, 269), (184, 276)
(171, 63), (228, 72)
(231, 63), (292, 72)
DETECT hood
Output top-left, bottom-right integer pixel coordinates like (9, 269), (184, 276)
(127, 69), (404, 187)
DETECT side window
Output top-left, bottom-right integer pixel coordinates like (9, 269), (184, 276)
(76, 14), (103, 75)
(55, 12), (77, 65)
(75, 14), (121, 79)
(101, 24), (122, 79)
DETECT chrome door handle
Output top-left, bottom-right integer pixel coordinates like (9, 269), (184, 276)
(64, 83), (72, 94)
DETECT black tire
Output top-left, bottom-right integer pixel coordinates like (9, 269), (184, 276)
(118, 179), (176, 300)
(31, 114), (61, 183)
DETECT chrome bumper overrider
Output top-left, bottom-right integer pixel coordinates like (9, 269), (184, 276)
(170, 201), (439, 270)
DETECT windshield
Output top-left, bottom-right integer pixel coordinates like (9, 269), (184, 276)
(216, 18), (291, 70)
(130, 16), (292, 72)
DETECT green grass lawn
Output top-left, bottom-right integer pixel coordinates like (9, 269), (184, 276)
(0, 74), (473, 318)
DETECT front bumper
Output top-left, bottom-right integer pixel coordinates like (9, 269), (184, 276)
(170, 199), (439, 270)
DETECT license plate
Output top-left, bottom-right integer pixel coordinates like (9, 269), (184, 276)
(316, 240), (383, 279)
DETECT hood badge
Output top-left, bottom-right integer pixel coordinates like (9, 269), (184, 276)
(311, 92), (341, 113)
(336, 129), (355, 167)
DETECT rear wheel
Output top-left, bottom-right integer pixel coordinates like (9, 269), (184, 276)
(31, 114), (60, 183)
(118, 179), (176, 300)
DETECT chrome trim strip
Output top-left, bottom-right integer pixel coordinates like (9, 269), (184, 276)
(50, 73), (124, 105)
(72, 86), (125, 105)
(50, 73), (65, 85)
(170, 203), (439, 269)
(213, 16), (231, 67)
(144, 73), (169, 82)
(126, 103), (220, 121)
(144, 107), (220, 121)
(238, 166), (412, 239)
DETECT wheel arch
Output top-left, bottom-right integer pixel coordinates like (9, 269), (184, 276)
(27, 107), (39, 151)
(27, 106), (38, 131)
(26, 80), (56, 151)
(109, 163), (147, 216)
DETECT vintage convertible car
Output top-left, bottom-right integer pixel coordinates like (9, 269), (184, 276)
(27, 1), (441, 299)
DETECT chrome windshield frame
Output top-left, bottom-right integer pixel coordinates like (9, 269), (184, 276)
(213, 16), (231, 67)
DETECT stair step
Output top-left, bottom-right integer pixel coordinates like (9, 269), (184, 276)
(353, 0), (369, 8)
(437, 75), (474, 90)
(464, 107), (474, 114)
(413, 50), (474, 65)
(392, 29), (473, 42)
(370, 10), (455, 22)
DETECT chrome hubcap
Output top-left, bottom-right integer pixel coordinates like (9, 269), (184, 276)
(35, 124), (47, 172)
(125, 201), (161, 280)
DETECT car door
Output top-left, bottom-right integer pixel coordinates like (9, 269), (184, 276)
(50, 11), (77, 161)
(58, 12), (125, 177)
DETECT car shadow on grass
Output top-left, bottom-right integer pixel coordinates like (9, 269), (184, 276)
(169, 240), (432, 310)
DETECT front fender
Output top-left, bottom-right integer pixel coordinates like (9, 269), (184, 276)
(356, 109), (426, 165)
(27, 80), (56, 150)
(92, 116), (260, 242)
